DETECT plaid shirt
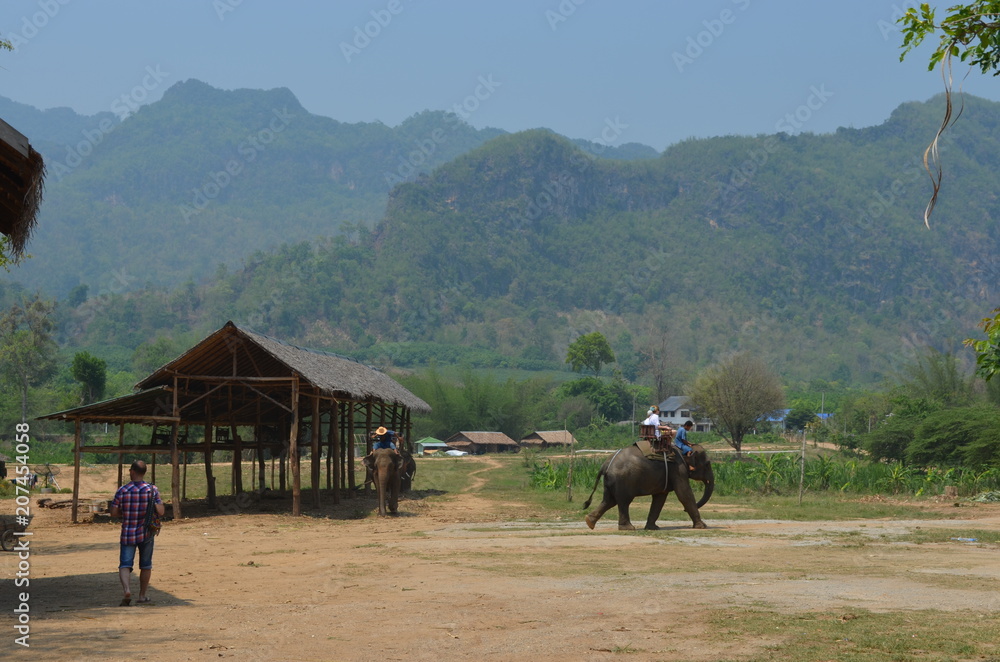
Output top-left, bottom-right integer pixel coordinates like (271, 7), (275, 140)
(111, 481), (161, 545)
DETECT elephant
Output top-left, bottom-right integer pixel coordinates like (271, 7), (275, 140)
(362, 448), (405, 516)
(582, 443), (714, 530)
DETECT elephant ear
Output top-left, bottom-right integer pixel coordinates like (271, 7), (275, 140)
(393, 454), (405, 471)
(362, 454), (374, 471)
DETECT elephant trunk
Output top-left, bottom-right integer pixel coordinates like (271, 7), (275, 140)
(695, 465), (714, 509)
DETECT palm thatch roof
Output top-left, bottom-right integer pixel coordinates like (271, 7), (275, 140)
(444, 431), (519, 453)
(520, 430), (577, 447)
(137, 321), (430, 413)
(0, 118), (44, 258)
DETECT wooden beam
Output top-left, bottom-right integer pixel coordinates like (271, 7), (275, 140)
(311, 394), (321, 508)
(290, 376), (301, 516)
(71, 419), (81, 524)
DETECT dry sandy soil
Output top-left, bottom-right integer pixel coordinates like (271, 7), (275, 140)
(2, 458), (999, 661)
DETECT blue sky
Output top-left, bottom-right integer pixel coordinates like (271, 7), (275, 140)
(2, 0), (997, 151)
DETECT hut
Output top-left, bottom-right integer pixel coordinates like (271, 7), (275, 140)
(519, 430), (577, 450)
(443, 431), (519, 455)
(414, 437), (449, 455)
(39, 321), (430, 522)
(0, 117), (45, 259)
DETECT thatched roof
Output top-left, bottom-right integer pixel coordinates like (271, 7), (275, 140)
(137, 322), (430, 413)
(444, 431), (519, 447)
(41, 322), (430, 425)
(0, 118), (44, 258)
(37, 387), (182, 425)
(520, 430), (577, 447)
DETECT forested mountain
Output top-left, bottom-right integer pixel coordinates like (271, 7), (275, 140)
(5, 86), (1000, 389)
(2, 80), (653, 295)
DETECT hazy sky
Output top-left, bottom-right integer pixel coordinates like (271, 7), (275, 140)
(2, 0), (997, 151)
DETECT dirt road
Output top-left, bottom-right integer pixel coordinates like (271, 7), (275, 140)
(2, 463), (998, 661)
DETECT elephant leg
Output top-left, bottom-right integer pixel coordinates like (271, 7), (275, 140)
(389, 482), (399, 514)
(644, 492), (668, 530)
(615, 494), (637, 531)
(376, 471), (389, 516)
(585, 489), (616, 530)
(673, 475), (706, 529)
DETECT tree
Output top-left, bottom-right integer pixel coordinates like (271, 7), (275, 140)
(898, 6), (1000, 381)
(71, 351), (107, 404)
(0, 296), (57, 420)
(899, 3), (1000, 226)
(565, 332), (615, 376)
(898, 347), (975, 406)
(784, 406), (818, 431)
(964, 307), (1000, 381)
(689, 352), (785, 455)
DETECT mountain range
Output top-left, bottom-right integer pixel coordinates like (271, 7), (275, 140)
(2, 81), (998, 388)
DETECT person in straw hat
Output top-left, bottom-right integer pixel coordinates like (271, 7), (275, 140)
(371, 426), (399, 453)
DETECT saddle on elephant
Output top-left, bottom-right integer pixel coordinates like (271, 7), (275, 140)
(635, 438), (678, 462)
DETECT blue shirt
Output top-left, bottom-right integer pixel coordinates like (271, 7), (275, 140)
(674, 427), (693, 455)
(373, 430), (397, 450)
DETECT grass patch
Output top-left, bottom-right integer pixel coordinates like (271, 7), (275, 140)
(709, 607), (1000, 661)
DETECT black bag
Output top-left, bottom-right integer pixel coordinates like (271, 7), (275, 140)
(143, 489), (161, 537)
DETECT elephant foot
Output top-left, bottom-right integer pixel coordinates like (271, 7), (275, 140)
(644, 523), (660, 531)
(585, 513), (598, 530)
(692, 521), (707, 529)
(618, 523), (636, 531)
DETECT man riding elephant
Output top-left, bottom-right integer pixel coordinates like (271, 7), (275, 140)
(583, 442), (714, 530)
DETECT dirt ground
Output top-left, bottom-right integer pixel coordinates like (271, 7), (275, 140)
(2, 458), (999, 662)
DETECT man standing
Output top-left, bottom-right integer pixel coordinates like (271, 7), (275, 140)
(109, 460), (164, 606)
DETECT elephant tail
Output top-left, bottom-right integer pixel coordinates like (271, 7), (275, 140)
(582, 448), (620, 509)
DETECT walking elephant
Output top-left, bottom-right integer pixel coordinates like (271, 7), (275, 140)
(583, 443), (714, 530)
(362, 448), (404, 516)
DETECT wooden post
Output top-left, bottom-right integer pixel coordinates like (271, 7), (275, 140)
(311, 393), (321, 508)
(365, 399), (373, 455)
(347, 401), (356, 491)
(290, 376), (301, 516)
(170, 422), (182, 520)
(116, 423), (125, 487)
(330, 399), (340, 504)
(171, 377), (182, 520)
(205, 401), (216, 508)
(71, 419), (81, 524)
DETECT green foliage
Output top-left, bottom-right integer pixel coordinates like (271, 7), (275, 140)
(907, 406), (1000, 468)
(556, 376), (632, 422)
(899, 2), (1000, 74)
(533, 451), (1000, 497)
(690, 352), (785, 454)
(965, 307), (1000, 382)
(897, 347), (974, 407)
(565, 332), (615, 376)
(0, 296), (57, 421)
(784, 406), (818, 431)
(70, 351), (107, 404)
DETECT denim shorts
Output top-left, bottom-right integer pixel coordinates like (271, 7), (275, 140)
(119, 537), (155, 570)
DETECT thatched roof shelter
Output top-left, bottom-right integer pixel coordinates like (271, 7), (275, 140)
(40, 321), (430, 521)
(444, 431), (519, 454)
(520, 430), (577, 449)
(0, 118), (44, 258)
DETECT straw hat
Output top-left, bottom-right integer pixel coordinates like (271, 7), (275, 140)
(375, 426), (388, 436)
